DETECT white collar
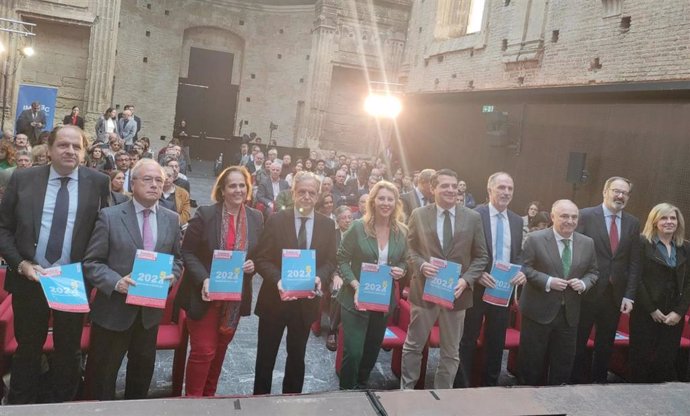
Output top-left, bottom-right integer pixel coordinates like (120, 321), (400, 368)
(488, 203), (507, 217)
(48, 165), (79, 182)
(133, 198), (158, 215)
(436, 204), (455, 217)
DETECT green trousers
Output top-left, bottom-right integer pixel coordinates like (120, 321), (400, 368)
(339, 306), (388, 390)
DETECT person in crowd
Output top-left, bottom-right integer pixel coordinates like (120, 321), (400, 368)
(401, 169), (489, 390)
(321, 176), (334, 195)
(108, 170), (129, 205)
(236, 143), (251, 166)
(117, 109), (137, 151)
(31, 143), (49, 166)
(332, 169), (357, 207)
(455, 172), (525, 388)
(256, 161), (289, 218)
(346, 165), (371, 197)
(347, 159), (359, 182)
(253, 171), (336, 395)
(303, 158), (314, 172)
(401, 168), (435, 220)
(275, 188), (294, 212)
(353, 193), (368, 220)
(572, 177), (641, 384)
(518, 199), (598, 386)
(337, 181), (407, 389)
(0, 140), (16, 170)
(528, 211), (551, 232)
(83, 159), (182, 401)
(0, 125), (109, 404)
(523, 201), (541, 235)
(173, 119), (191, 168)
(114, 150), (133, 192)
(266, 148), (279, 164)
(15, 150), (32, 169)
(255, 158), (273, 186)
(325, 150), (338, 174)
(63, 106), (84, 129)
(629, 203), (690, 383)
(313, 160), (328, 181)
(37, 131), (51, 146)
(138, 137), (154, 159)
(95, 107), (118, 144)
(14, 133), (31, 153)
(458, 180), (476, 209)
(86, 145), (112, 172)
(16, 101), (46, 146)
(160, 166), (191, 226)
(402, 175), (413, 194)
(128, 149), (141, 166)
(247, 151), (264, 175)
(285, 161), (303, 187)
(119, 104), (142, 141)
(324, 205), (353, 351)
(280, 154), (292, 179)
(316, 192), (336, 221)
(174, 166), (263, 396)
(164, 156), (191, 194)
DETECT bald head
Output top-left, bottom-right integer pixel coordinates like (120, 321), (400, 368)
(551, 199), (579, 238)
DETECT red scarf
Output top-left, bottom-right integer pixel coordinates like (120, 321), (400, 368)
(219, 203), (248, 335)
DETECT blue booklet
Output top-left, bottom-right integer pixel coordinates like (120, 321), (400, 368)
(422, 257), (462, 309)
(208, 250), (246, 301)
(483, 261), (521, 307)
(281, 249), (316, 298)
(357, 263), (392, 313)
(38, 262), (89, 313)
(126, 250), (174, 309)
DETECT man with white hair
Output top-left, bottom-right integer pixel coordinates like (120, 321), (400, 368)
(117, 109), (138, 151)
(256, 161), (289, 217)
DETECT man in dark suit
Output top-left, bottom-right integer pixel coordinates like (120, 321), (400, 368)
(455, 172), (525, 387)
(401, 169), (489, 389)
(256, 161), (289, 217)
(62, 106), (85, 129)
(331, 169), (357, 207)
(253, 171), (336, 394)
(518, 199), (598, 386)
(246, 151), (264, 175)
(0, 125), (110, 404)
(16, 101), (47, 146)
(571, 176), (640, 383)
(83, 159), (183, 400)
(401, 168), (435, 220)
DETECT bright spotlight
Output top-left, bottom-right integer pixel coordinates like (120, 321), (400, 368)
(364, 94), (402, 119)
(21, 46), (34, 57)
(0, 42), (4, 54)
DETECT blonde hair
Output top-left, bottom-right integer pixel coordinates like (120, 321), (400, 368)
(642, 202), (686, 246)
(362, 180), (406, 237)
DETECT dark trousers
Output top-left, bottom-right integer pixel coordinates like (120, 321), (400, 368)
(253, 313), (310, 395)
(454, 295), (509, 387)
(518, 308), (577, 386)
(571, 285), (621, 383)
(8, 288), (84, 404)
(629, 307), (684, 383)
(86, 311), (159, 400)
(328, 290), (341, 336)
(339, 307), (388, 389)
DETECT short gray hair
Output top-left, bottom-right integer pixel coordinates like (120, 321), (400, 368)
(132, 158), (165, 179)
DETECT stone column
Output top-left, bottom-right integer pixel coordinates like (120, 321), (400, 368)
(0, 1), (18, 131)
(83, 0), (121, 126)
(296, 0), (338, 150)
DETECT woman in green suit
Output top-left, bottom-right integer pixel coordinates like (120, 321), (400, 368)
(337, 180), (408, 389)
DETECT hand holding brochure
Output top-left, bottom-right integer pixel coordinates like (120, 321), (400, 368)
(126, 250), (174, 309)
(422, 257), (462, 309)
(38, 262), (89, 313)
(208, 250), (246, 301)
(482, 261), (521, 307)
(356, 263), (392, 313)
(281, 249), (316, 299)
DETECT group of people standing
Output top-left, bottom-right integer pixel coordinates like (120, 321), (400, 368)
(0, 124), (688, 407)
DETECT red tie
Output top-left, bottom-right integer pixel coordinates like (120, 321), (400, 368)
(609, 215), (619, 254)
(225, 214), (236, 250)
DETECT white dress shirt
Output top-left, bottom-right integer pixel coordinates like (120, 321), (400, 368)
(133, 198), (159, 249)
(294, 209), (315, 248)
(436, 205), (455, 248)
(489, 203), (511, 264)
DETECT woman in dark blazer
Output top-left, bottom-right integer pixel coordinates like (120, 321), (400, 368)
(63, 105), (85, 129)
(336, 180), (407, 389)
(629, 202), (690, 383)
(174, 166), (263, 396)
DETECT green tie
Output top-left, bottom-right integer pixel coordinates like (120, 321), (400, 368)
(562, 239), (571, 277)
(443, 210), (452, 255)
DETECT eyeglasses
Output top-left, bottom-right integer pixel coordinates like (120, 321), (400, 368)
(610, 189), (630, 197)
(134, 176), (164, 185)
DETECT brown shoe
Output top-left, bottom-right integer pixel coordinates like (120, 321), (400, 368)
(326, 334), (337, 351)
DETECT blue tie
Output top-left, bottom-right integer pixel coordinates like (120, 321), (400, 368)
(45, 177), (70, 264)
(495, 213), (504, 263)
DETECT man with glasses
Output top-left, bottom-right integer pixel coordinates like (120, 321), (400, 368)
(83, 159), (183, 400)
(115, 150), (132, 192)
(571, 177), (641, 383)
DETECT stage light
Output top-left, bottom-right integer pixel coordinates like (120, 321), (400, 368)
(364, 94), (402, 119)
(21, 46), (34, 57)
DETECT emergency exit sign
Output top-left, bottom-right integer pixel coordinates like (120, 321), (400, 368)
(482, 105), (494, 113)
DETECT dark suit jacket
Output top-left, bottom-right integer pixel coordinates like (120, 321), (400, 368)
(16, 109), (47, 145)
(636, 237), (690, 316)
(520, 228), (598, 326)
(407, 204), (489, 311)
(401, 190), (422, 220)
(254, 209), (336, 324)
(474, 204), (523, 296)
(82, 201), (183, 331)
(336, 219), (408, 312)
(256, 177), (289, 207)
(0, 165), (110, 295)
(63, 115), (85, 129)
(577, 205), (641, 305)
(175, 203), (263, 320)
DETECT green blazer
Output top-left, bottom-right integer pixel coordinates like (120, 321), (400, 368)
(336, 219), (408, 313)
